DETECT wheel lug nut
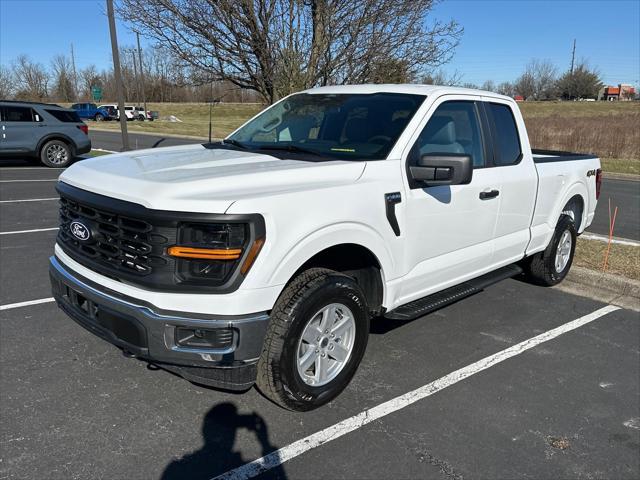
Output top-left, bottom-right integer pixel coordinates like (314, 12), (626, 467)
(321, 353), (326, 357)
(324, 329), (329, 333)
(330, 333), (335, 337)
(329, 344), (334, 350)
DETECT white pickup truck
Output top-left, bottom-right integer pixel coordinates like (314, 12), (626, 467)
(50, 85), (602, 411)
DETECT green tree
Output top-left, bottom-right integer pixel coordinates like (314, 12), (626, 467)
(557, 62), (603, 100)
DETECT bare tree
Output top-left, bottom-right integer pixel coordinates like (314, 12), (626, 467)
(481, 80), (496, 92)
(0, 65), (14, 99)
(420, 69), (462, 86)
(51, 54), (76, 102)
(496, 81), (515, 97)
(12, 55), (49, 100)
(79, 65), (100, 100)
(515, 59), (557, 100)
(118, 0), (463, 103)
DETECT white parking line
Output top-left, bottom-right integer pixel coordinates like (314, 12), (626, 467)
(0, 197), (58, 204)
(0, 179), (58, 183)
(0, 167), (65, 170)
(0, 297), (55, 311)
(213, 304), (621, 480)
(0, 227), (59, 235)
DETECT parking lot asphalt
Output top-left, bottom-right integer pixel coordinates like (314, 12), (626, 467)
(1, 162), (639, 480)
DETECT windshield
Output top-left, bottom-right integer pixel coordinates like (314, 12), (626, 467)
(228, 93), (425, 161)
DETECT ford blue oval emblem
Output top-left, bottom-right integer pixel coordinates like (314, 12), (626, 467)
(70, 221), (91, 241)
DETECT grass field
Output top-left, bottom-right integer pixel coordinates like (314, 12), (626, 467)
(88, 103), (262, 139)
(574, 237), (640, 281)
(89, 99), (640, 174)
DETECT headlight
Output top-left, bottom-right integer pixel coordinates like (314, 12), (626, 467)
(168, 222), (262, 284)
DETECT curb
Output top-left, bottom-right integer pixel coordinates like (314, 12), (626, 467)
(603, 172), (639, 182)
(555, 266), (640, 311)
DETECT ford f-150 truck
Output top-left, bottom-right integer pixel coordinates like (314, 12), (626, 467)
(49, 85), (602, 411)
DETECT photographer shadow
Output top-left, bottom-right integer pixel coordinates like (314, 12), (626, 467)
(161, 402), (286, 480)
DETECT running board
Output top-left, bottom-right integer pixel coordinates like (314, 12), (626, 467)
(385, 264), (523, 320)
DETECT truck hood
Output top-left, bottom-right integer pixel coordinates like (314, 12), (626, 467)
(60, 144), (367, 213)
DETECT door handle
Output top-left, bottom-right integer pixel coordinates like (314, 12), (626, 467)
(479, 189), (500, 200)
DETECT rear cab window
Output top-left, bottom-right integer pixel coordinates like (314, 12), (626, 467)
(486, 103), (522, 166)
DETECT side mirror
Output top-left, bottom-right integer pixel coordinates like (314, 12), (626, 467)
(409, 154), (473, 186)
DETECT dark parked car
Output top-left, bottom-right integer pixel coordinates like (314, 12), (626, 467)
(0, 101), (91, 167)
(71, 102), (113, 121)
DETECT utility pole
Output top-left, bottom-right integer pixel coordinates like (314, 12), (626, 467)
(70, 43), (78, 101)
(107, 0), (129, 151)
(136, 31), (147, 117)
(130, 49), (140, 108)
(570, 39), (576, 74)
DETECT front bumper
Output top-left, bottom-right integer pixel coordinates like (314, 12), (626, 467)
(49, 256), (270, 390)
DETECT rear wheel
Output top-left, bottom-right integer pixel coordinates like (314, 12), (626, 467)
(40, 140), (72, 168)
(523, 214), (576, 286)
(256, 268), (370, 411)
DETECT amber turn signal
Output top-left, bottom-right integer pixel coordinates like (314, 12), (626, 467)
(240, 238), (265, 274)
(167, 246), (242, 260)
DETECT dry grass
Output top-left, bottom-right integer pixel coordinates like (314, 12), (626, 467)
(84, 102), (263, 139)
(520, 101), (640, 175)
(574, 237), (640, 281)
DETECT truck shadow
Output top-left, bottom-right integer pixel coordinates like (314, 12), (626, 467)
(160, 402), (286, 480)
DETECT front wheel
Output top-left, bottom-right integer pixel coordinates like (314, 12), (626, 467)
(256, 268), (370, 411)
(94, 113), (104, 121)
(40, 140), (72, 168)
(523, 214), (576, 286)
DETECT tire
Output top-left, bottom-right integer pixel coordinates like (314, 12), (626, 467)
(94, 113), (104, 121)
(137, 115), (145, 121)
(523, 214), (576, 286)
(40, 140), (72, 168)
(256, 268), (370, 411)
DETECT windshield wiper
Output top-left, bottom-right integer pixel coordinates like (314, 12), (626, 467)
(256, 144), (322, 156)
(221, 138), (248, 149)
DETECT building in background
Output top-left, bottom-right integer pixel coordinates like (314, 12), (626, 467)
(602, 84), (636, 101)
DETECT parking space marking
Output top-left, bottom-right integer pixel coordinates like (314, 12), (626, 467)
(0, 297), (55, 311)
(0, 167), (65, 170)
(0, 198), (58, 204)
(0, 227), (59, 235)
(213, 305), (621, 480)
(0, 179), (58, 183)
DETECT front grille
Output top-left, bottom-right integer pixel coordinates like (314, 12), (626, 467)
(58, 194), (169, 277)
(55, 182), (265, 293)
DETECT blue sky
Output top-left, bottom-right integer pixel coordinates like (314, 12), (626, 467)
(1, 0), (639, 88)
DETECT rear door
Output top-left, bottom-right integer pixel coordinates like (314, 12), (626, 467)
(481, 99), (537, 265)
(398, 95), (500, 304)
(0, 105), (43, 153)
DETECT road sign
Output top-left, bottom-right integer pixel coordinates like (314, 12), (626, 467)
(91, 86), (103, 102)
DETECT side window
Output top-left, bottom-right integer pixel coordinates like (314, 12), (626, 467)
(488, 103), (522, 166)
(4, 106), (36, 122)
(411, 101), (485, 168)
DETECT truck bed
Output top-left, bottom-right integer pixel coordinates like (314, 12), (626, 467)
(532, 149), (598, 163)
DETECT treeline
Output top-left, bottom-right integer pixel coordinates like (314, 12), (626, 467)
(423, 59), (614, 101)
(0, 46), (263, 104)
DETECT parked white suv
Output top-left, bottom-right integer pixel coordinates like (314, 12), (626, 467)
(50, 85), (601, 411)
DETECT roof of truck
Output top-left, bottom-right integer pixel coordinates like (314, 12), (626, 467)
(302, 84), (513, 102)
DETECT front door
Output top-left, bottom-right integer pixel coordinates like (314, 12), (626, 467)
(0, 105), (42, 153)
(398, 96), (501, 305)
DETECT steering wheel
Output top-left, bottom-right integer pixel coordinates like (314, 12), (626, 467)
(367, 135), (392, 144)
